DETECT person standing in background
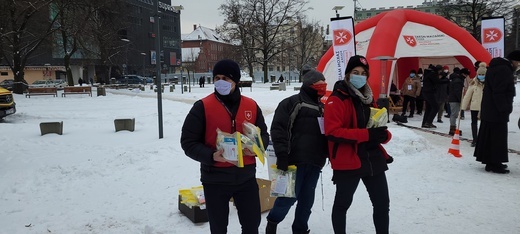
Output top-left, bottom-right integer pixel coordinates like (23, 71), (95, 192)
(266, 69), (328, 234)
(474, 50), (519, 174)
(415, 68), (425, 115)
(434, 67), (450, 124)
(448, 68), (470, 135)
(400, 69), (421, 118)
(461, 62), (486, 147)
(181, 59), (270, 233)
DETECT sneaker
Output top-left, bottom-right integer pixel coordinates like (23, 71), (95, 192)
(437, 119), (443, 123)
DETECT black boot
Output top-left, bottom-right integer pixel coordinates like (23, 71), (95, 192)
(266, 219), (278, 234)
(448, 125), (455, 136)
(485, 164), (510, 174)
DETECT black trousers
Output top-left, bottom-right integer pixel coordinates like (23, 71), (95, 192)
(402, 95), (416, 116)
(331, 172), (389, 234)
(203, 177), (261, 234)
(422, 92), (438, 125)
(416, 95), (424, 114)
(470, 110), (479, 142)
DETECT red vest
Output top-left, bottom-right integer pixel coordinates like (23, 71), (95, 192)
(202, 93), (258, 167)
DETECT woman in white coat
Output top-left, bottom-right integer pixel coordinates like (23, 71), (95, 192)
(461, 62), (486, 147)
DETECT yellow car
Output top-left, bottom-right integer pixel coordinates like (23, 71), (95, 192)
(0, 86), (16, 119)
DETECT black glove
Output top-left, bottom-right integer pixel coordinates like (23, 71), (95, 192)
(368, 126), (389, 143)
(276, 157), (288, 171)
(386, 155), (394, 164)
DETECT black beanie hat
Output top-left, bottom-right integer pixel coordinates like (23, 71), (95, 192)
(302, 69), (325, 86)
(506, 50), (520, 61)
(345, 55), (369, 77)
(460, 68), (470, 75)
(417, 68), (423, 74)
(213, 59), (241, 84)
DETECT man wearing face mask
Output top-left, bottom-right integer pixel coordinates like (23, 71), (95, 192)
(181, 59), (269, 233)
(266, 69), (329, 234)
(324, 55), (393, 234)
(400, 69), (421, 118)
(474, 50), (519, 174)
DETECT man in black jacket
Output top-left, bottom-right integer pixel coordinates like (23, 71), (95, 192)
(181, 59), (269, 233)
(474, 50), (519, 174)
(421, 65), (449, 128)
(448, 68), (470, 135)
(265, 69), (328, 234)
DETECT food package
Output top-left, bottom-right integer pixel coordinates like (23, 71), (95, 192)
(179, 185), (206, 209)
(216, 129), (244, 167)
(269, 164), (297, 198)
(367, 107), (388, 128)
(242, 121), (267, 164)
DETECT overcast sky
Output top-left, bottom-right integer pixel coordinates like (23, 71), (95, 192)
(173, 0), (427, 34)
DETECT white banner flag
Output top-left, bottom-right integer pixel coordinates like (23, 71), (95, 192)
(481, 17), (505, 58)
(330, 17), (356, 81)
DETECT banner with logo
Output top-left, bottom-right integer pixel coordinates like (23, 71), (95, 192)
(330, 16), (356, 81)
(150, 50), (157, 65)
(481, 17), (505, 58)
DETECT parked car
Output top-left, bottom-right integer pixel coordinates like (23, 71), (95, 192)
(0, 79), (14, 90)
(30, 80), (56, 88)
(0, 86), (16, 119)
(53, 79), (67, 89)
(117, 75), (145, 85)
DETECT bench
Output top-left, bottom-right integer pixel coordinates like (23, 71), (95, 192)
(39, 121), (63, 135)
(25, 87), (58, 98)
(62, 86), (92, 97)
(388, 95), (403, 114)
(238, 81), (252, 91)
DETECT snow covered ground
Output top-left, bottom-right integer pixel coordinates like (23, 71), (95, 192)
(1, 82), (519, 234)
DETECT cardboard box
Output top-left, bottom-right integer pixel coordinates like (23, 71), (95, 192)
(257, 178), (276, 213)
(178, 195), (208, 223)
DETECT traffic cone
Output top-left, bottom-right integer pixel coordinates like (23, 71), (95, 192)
(448, 129), (462, 157)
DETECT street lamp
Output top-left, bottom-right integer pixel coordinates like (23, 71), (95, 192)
(154, 0), (163, 139)
(121, 38), (130, 76)
(332, 6), (344, 18)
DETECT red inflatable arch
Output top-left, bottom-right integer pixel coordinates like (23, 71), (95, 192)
(317, 9), (492, 97)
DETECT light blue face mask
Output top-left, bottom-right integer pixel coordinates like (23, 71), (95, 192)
(214, 80), (232, 95)
(477, 75), (485, 82)
(350, 74), (367, 89)
(410, 73), (415, 78)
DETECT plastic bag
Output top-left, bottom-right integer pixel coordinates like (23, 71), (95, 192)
(216, 129), (244, 167)
(179, 185), (206, 209)
(242, 121), (267, 164)
(367, 107), (388, 128)
(269, 164), (297, 198)
(239, 134), (265, 165)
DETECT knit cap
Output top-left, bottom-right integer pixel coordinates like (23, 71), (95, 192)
(476, 62), (487, 76)
(344, 55), (370, 77)
(302, 69), (325, 86)
(212, 59), (241, 84)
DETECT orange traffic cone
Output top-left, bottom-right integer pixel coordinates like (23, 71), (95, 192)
(448, 129), (462, 157)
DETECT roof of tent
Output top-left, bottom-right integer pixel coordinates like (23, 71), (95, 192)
(317, 9), (492, 96)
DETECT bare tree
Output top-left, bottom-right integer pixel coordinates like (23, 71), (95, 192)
(293, 17), (324, 81)
(0, 0), (59, 94)
(439, 0), (517, 42)
(220, 0), (309, 83)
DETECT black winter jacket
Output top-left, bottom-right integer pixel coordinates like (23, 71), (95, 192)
(180, 88), (269, 185)
(448, 73), (465, 102)
(270, 85), (328, 168)
(480, 57), (516, 123)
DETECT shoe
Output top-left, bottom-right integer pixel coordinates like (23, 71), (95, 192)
(485, 164), (510, 174)
(460, 117), (465, 120)
(429, 123), (437, 128)
(422, 123), (431, 128)
(437, 119), (443, 123)
(408, 115), (414, 118)
(471, 142), (476, 147)
(444, 114), (450, 118)
(417, 112), (422, 115)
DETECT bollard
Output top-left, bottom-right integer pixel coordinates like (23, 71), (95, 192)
(114, 118), (135, 132)
(97, 87), (106, 96)
(40, 121), (63, 135)
(170, 86), (174, 92)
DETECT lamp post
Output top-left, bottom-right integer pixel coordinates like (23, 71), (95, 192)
(332, 6), (344, 18)
(154, 0), (163, 139)
(372, 56), (397, 120)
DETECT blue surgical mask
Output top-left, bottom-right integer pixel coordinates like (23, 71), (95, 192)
(477, 75), (485, 82)
(410, 73), (415, 78)
(214, 80), (232, 95)
(349, 74), (367, 89)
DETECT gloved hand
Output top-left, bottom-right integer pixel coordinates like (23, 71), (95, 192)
(386, 155), (394, 164)
(276, 157), (288, 171)
(368, 126), (389, 143)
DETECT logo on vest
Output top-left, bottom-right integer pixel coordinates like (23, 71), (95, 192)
(245, 111), (252, 120)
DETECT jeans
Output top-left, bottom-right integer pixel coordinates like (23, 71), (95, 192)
(267, 164), (322, 233)
(331, 172), (389, 234)
(449, 102), (461, 126)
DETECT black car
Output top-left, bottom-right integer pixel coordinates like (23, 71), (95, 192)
(0, 79), (14, 91)
(117, 75), (145, 85)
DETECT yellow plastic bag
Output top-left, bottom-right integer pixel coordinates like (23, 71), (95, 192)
(367, 107), (388, 128)
(216, 129), (244, 167)
(242, 121), (266, 164)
